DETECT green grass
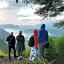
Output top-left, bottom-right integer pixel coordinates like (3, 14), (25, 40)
(0, 50), (8, 56)
(23, 43), (30, 57)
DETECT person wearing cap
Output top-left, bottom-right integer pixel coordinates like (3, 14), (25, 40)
(38, 24), (48, 61)
(6, 32), (16, 61)
(29, 29), (38, 61)
(16, 30), (25, 60)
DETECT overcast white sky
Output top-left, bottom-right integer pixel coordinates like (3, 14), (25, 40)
(0, 0), (64, 25)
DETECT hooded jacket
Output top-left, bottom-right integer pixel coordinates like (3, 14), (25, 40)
(38, 24), (48, 44)
(33, 29), (38, 48)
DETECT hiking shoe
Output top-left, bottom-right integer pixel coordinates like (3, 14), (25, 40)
(20, 56), (22, 59)
(18, 57), (20, 60)
(18, 56), (22, 60)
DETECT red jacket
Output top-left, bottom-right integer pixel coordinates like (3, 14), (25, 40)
(33, 29), (38, 48)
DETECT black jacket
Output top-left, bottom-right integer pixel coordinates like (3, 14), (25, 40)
(6, 35), (15, 47)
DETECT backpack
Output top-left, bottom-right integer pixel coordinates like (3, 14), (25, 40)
(28, 36), (34, 47)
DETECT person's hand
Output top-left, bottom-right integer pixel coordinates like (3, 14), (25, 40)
(38, 42), (40, 45)
(46, 41), (48, 43)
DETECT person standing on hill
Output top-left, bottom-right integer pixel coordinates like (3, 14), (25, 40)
(16, 30), (25, 60)
(6, 32), (16, 61)
(38, 24), (48, 61)
(29, 29), (38, 61)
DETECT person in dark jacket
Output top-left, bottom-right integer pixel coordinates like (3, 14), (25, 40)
(38, 24), (48, 61)
(16, 30), (25, 60)
(6, 32), (16, 60)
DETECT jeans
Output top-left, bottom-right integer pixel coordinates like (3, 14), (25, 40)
(30, 46), (38, 61)
(38, 43), (45, 59)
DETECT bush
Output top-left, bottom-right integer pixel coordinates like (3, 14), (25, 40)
(45, 36), (56, 58)
(23, 43), (30, 57)
(55, 36), (64, 56)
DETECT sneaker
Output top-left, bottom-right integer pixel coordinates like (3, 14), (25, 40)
(18, 57), (20, 60)
(20, 56), (22, 59)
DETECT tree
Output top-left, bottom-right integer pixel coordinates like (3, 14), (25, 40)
(16, 0), (18, 3)
(16, 0), (64, 18)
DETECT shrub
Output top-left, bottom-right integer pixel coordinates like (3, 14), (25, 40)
(45, 36), (56, 58)
(55, 36), (64, 56)
(23, 43), (30, 57)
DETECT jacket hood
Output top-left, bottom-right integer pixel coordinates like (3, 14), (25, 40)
(33, 29), (37, 33)
(33, 29), (37, 36)
(41, 24), (45, 29)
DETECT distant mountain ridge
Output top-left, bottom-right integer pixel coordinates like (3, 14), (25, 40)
(0, 28), (9, 40)
(0, 24), (40, 29)
(0, 24), (20, 29)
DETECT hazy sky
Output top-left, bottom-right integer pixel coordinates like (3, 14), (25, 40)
(0, 0), (42, 25)
(0, 0), (64, 25)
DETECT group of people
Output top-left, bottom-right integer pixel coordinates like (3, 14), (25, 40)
(6, 30), (25, 60)
(6, 24), (48, 62)
(29, 24), (48, 61)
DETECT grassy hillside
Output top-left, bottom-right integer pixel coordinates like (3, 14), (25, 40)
(0, 38), (7, 50)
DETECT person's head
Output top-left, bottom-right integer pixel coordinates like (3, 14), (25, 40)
(41, 24), (45, 29)
(10, 32), (13, 36)
(19, 30), (22, 35)
(33, 29), (38, 36)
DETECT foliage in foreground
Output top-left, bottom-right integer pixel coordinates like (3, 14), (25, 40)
(16, 0), (64, 17)
(55, 36), (64, 56)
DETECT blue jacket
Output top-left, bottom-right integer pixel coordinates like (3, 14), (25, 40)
(38, 24), (48, 43)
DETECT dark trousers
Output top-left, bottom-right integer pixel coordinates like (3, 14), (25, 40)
(8, 46), (16, 59)
(18, 50), (22, 57)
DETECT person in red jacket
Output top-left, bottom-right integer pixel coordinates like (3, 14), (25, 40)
(29, 29), (38, 61)
(33, 29), (38, 48)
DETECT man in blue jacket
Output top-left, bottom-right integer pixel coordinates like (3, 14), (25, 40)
(38, 24), (48, 60)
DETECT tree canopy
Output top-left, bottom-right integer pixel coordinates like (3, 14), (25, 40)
(16, 0), (64, 17)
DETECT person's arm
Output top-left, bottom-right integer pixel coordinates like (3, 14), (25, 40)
(37, 30), (40, 44)
(16, 36), (19, 41)
(6, 36), (9, 42)
(14, 37), (16, 44)
(23, 36), (25, 43)
(46, 31), (48, 43)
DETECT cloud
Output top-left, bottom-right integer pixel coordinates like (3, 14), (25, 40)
(0, 0), (42, 25)
(17, 8), (35, 16)
(0, 9), (20, 25)
(0, 0), (25, 9)
(17, 20), (42, 25)
(17, 7), (42, 25)
(0, 1), (9, 9)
